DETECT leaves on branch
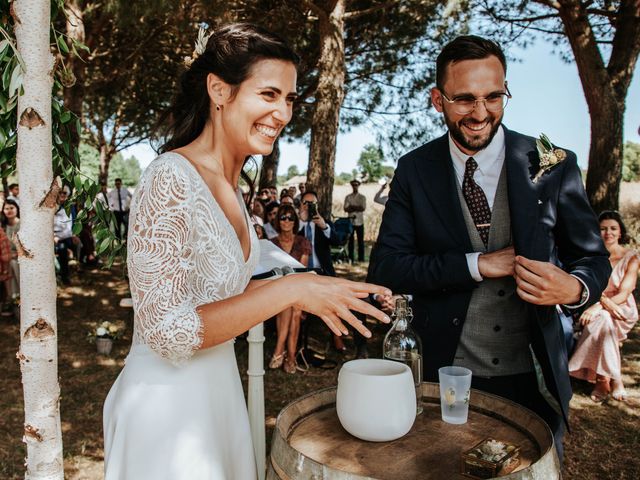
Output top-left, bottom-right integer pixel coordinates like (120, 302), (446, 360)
(1, 1), (126, 268)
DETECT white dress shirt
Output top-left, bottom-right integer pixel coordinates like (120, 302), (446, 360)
(107, 187), (132, 212)
(448, 127), (589, 307)
(448, 126), (505, 282)
(54, 207), (73, 240)
(299, 221), (331, 268)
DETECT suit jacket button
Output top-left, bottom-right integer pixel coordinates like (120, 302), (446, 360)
(452, 317), (460, 326)
(494, 325), (501, 332)
(497, 289), (506, 296)
(492, 358), (499, 365)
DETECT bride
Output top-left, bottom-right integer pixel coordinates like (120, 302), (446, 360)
(103, 23), (391, 480)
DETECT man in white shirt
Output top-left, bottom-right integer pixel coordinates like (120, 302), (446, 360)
(107, 178), (132, 239)
(6, 183), (19, 205)
(368, 35), (610, 460)
(54, 188), (81, 285)
(299, 190), (348, 351)
(344, 179), (366, 263)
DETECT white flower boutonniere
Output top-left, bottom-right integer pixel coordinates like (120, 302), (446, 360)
(533, 133), (567, 183)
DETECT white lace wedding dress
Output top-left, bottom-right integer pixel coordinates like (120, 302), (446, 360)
(103, 153), (259, 480)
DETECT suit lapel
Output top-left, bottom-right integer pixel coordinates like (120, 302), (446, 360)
(415, 134), (471, 250)
(504, 128), (541, 259)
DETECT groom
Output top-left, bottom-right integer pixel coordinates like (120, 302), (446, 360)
(368, 35), (611, 458)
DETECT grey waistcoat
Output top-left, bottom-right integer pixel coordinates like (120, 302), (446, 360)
(452, 164), (533, 377)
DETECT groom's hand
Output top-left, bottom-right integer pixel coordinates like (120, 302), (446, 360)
(514, 256), (582, 305)
(478, 246), (516, 278)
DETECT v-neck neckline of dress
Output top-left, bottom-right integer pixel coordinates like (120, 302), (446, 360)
(169, 152), (255, 265)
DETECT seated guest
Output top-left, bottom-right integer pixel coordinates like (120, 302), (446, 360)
(78, 208), (97, 266)
(253, 223), (266, 240)
(257, 188), (270, 206)
(263, 201), (279, 239)
(53, 188), (81, 285)
(280, 194), (295, 207)
(0, 226), (12, 308)
(569, 211), (639, 402)
(268, 186), (278, 203)
(251, 198), (264, 226)
(269, 204), (311, 373)
(2, 199), (20, 298)
(299, 190), (347, 352)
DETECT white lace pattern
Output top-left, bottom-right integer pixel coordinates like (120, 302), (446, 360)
(127, 153), (259, 366)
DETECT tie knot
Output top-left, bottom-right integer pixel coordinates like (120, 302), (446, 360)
(465, 157), (478, 177)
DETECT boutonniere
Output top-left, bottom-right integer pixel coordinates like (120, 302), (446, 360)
(532, 133), (567, 183)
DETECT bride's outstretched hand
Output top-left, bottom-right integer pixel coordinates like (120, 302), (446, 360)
(290, 274), (392, 339)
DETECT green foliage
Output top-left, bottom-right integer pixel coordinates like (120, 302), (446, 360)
(220, 1), (463, 154)
(335, 172), (353, 185)
(381, 165), (395, 179)
(286, 165), (299, 180)
(78, 143), (141, 186)
(69, 1), (225, 181)
(623, 142), (640, 182)
(357, 144), (385, 182)
(0, 0), (124, 268)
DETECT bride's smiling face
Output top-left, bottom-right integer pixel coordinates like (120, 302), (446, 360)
(217, 59), (297, 158)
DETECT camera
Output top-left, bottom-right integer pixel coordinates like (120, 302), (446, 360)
(307, 202), (318, 219)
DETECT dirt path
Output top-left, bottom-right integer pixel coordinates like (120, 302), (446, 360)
(0, 263), (638, 479)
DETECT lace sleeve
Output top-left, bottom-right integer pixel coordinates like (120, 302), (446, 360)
(127, 158), (203, 366)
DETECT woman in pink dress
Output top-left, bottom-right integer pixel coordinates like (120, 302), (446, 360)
(569, 211), (639, 402)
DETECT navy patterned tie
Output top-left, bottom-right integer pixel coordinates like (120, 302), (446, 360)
(462, 157), (491, 248)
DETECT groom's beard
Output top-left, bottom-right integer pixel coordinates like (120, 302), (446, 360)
(444, 110), (503, 154)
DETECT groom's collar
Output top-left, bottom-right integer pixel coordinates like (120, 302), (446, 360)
(448, 125), (505, 176)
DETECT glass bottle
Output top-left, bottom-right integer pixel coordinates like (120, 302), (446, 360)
(382, 297), (423, 415)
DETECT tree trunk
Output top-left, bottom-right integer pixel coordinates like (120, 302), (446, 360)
(98, 142), (115, 186)
(306, 0), (346, 218)
(63, 0), (85, 148)
(259, 137), (280, 190)
(14, 0), (64, 478)
(585, 99), (625, 213)
(555, 0), (640, 211)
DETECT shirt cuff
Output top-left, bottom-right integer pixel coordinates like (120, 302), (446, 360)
(466, 252), (483, 282)
(563, 275), (589, 309)
(322, 225), (331, 238)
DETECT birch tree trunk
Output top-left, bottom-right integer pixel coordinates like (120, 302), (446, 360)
(14, 0), (64, 478)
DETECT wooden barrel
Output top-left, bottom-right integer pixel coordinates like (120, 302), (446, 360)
(267, 383), (560, 479)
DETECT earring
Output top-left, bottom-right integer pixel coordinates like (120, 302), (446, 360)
(215, 104), (221, 111)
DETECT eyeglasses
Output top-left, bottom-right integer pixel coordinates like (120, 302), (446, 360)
(302, 200), (316, 206)
(440, 85), (512, 115)
(279, 215), (295, 222)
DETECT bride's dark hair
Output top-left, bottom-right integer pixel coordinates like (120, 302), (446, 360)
(158, 23), (299, 202)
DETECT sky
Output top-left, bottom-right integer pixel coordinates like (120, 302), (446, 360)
(123, 40), (640, 176)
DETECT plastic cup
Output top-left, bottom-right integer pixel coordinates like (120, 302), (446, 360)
(438, 366), (472, 424)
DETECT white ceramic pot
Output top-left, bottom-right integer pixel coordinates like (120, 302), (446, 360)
(336, 359), (416, 442)
(96, 337), (113, 355)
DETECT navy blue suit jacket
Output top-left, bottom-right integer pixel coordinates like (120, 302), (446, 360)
(368, 127), (611, 424)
